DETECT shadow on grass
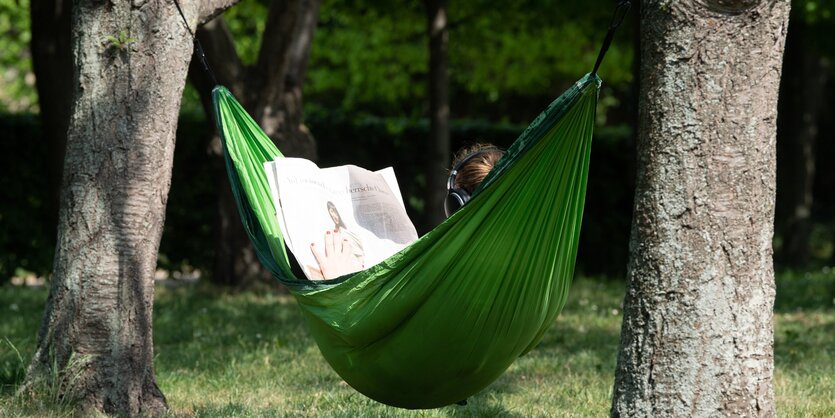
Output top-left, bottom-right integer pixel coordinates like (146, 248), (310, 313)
(774, 312), (835, 368)
(481, 319), (619, 405)
(152, 284), (315, 372)
(443, 399), (528, 418)
(0, 344), (27, 395)
(774, 269), (835, 312)
(182, 402), (250, 417)
(0, 285), (47, 394)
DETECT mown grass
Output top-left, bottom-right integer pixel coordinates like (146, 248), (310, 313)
(1, 272), (833, 417)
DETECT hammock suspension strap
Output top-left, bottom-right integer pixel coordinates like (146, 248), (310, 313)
(172, 0), (218, 86)
(591, 0), (632, 77)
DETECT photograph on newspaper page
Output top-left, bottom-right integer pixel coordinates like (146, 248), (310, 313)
(265, 158), (418, 280)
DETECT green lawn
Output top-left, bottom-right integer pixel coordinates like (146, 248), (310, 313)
(1, 273), (833, 417)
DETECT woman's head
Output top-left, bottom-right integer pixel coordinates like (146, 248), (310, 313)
(326, 201), (345, 229)
(444, 143), (505, 217)
(450, 143), (505, 195)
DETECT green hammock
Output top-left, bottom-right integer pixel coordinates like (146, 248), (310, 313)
(213, 73), (600, 409)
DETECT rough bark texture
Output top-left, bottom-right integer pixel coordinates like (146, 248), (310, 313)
(425, 0), (451, 226)
(611, 1), (790, 417)
(188, 0), (320, 286)
(25, 0), (238, 415)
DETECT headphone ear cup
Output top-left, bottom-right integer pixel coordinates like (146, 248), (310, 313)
(444, 188), (470, 218)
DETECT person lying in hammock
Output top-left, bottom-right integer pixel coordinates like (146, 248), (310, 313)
(309, 143), (506, 280)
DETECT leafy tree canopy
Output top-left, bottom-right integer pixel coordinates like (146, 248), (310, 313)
(219, 0), (635, 120)
(0, 0), (36, 113)
(4, 0), (834, 118)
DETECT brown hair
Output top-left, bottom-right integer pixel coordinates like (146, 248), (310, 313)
(451, 143), (505, 194)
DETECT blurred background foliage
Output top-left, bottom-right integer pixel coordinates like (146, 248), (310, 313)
(1, 0), (833, 284)
(0, 0), (36, 113)
(218, 0), (634, 119)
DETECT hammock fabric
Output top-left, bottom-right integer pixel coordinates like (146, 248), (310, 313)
(213, 73), (601, 409)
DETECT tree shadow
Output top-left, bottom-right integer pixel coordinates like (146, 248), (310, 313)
(0, 286), (46, 392)
(441, 399), (529, 418)
(774, 313), (835, 370)
(774, 271), (835, 312)
(152, 285), (316, 371)
(467, 318), (619, 413)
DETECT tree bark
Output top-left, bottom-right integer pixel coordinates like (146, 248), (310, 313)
(611, 1), (790, 417)
(425, 0), (451, 227)
(188, 0), (320, 286)
(25, 0), (238, 415)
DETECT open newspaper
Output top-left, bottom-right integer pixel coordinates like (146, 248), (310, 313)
(264, 158), (418, 280)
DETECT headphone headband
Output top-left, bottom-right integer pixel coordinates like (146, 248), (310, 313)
(444, 146), (502, 217)
(448, 146), (501, 187)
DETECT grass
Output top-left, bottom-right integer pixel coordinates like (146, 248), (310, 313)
(1, 272), (833, 417)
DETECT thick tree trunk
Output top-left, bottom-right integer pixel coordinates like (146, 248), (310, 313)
(778, 20), (829, 266)
(189, 0), (320, 286)
(611, 1), (790, 417)
(425, 0), (450, 227)
(25, 0), (237, 415)
(30, 0), (72, 239)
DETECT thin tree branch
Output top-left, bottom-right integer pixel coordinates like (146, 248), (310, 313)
(198, 0), (242, 25)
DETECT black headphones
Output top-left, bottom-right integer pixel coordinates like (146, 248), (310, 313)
(444, 147), (501, 217)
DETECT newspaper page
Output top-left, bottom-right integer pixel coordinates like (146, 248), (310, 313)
(264, 158), (418, 280)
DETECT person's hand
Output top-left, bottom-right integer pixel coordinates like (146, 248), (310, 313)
(310, 229), (364, 279)
(305, 264), (325, 280)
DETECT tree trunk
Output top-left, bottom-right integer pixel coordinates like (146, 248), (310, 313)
(188, 0), (320, 286)
(778, 19), (829, 266)
(25, 0), (237, 415)
(611, 1), (790, 417)
(275, 0), (320, 159)
(30, 0), (72, 240)
(425, 0), (450, 227)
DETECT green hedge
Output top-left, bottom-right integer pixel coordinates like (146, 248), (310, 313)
(0, 115), (52, 281)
